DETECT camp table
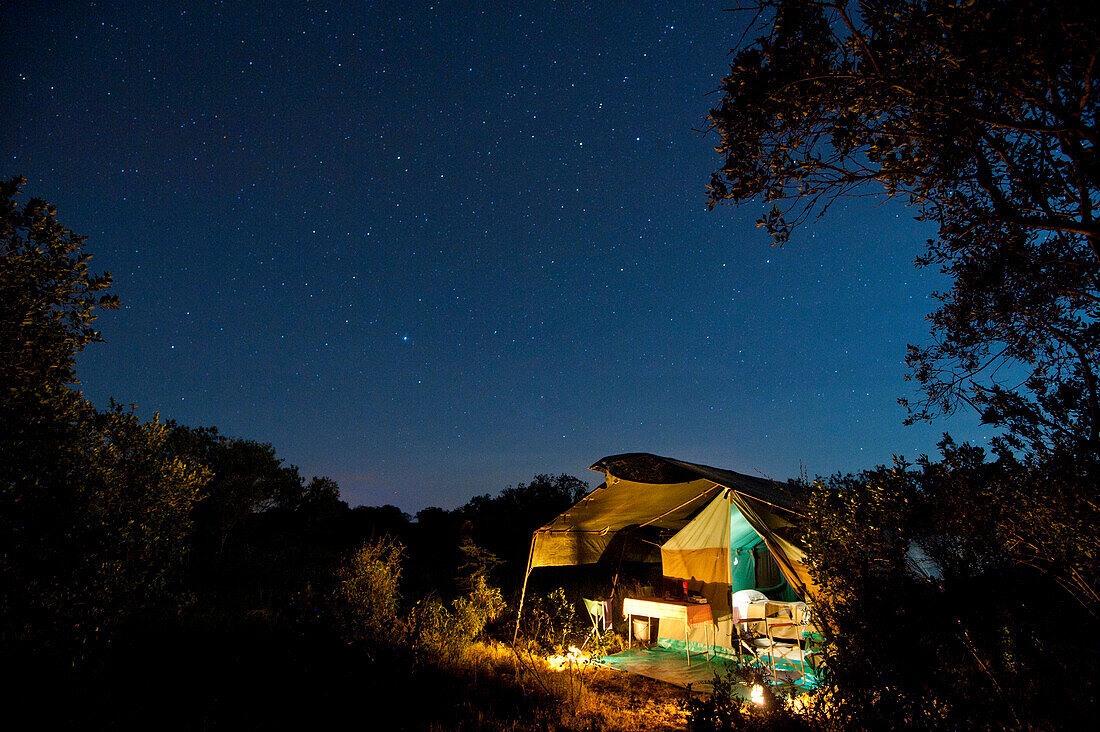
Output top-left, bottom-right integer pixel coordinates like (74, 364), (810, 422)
(622, 597), (713, 664)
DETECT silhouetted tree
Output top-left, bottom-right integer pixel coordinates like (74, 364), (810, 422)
(167, 425), (304, 563)
(0, 179), (204, 663)
(706, 8), (1100, 724)
(459, 473), (590, 585)
(164, 423), (361, 616)
(0, 175), (118, 396)
(706, 0), (1099, 456)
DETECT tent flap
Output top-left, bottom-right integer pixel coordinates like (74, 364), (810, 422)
(660, 491), (731, 585)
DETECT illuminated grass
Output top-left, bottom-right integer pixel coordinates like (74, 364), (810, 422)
(444, 642), (691, 731)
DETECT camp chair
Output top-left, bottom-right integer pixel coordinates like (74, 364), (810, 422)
(580, 598), (610, 650)
(734, 602), (815, 685)
(761, 602), (813, 684)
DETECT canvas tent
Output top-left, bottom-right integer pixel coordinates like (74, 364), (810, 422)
(516, 453), (821, 654)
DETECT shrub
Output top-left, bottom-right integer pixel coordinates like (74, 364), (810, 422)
(802, 445), (1100, 729)
(685, 664), (819, 732)
(409, 574), (506, 661)
(331, 537), (404, 652)
(454, 573), (506, 642)
(519, 587), (586, 653)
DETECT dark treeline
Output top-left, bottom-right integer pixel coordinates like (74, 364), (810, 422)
(0, 176), (592, 729)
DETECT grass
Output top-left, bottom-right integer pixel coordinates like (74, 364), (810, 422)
(563, 664), (692, 731)
(425, 641), (692, 731)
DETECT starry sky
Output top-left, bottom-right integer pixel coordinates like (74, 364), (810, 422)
(2, 1), (993, 511)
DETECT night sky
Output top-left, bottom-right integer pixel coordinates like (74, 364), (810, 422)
(2, 2), (993, 510)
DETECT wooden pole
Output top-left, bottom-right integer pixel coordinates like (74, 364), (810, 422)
(513, 531), (538, 644)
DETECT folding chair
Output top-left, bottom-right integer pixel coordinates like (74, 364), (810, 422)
(580, 598), (609, 650)
(733, 604), (769, 669)
(761, 603), (810, 684)
(735, 602), (816, 685)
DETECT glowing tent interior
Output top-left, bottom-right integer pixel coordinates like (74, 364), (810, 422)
(516, 453), (821, 655)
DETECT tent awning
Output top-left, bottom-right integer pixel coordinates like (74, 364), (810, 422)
(528, 475), (721, 567)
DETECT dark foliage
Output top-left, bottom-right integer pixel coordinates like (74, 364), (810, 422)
(685, 663), (817, 732)
(460, 473), (591, 586)
(803, 445), (1099, 729)
(707, 0), (1100, 456)
(0, 175), (118, 395)
(163, 423), (354, 614)
(0, 396), (207, 664)
(5, 612), (558, 732)
(1, 180), (203, 663)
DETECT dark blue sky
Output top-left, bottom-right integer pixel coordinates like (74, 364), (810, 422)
(2, 2), (992, 510)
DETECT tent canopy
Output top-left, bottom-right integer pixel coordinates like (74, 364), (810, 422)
(520, 453), (821, 649)
(528, 453), (807, 567)
(529, 454), (810, 581)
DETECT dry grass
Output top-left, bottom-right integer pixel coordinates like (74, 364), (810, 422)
(560, 664), (691, 731)
(441, 642), (691, 731)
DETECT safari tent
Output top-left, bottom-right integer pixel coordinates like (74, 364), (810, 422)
(516, 453), (821, 656)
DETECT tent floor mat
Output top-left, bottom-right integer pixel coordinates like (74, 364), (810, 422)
(593, 644), (818, 696)
(593, 645), (740, 694)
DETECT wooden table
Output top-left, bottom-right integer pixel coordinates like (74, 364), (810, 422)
(622, 597), (713, 664)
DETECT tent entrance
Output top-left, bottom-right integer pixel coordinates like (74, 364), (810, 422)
(730, 508), (798, 601)
(655, 492), (798, 651)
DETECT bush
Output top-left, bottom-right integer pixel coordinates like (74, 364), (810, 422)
(330, 537), (404, 652)
(0, 397), (208, 665)
(454, 573), (506, 641)
(334, 536), (508, 664)
(519, 587), (586, 653)
(685, 664), (819, 732)
(409, 573), (506, 661)
(802, 445), (1100, 729)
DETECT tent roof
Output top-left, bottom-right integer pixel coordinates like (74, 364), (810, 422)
(526, 453), (806, 570)
(589, 453), (808, 514)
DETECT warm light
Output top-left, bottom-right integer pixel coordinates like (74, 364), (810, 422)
(750, 684), (765, 706)
(546, 646), (589, 671)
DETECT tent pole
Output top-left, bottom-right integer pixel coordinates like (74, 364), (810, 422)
(636, 483), (721, 529)
(726, 489), (735, 647)
(611, 538), (628, 601)
(730, 489), (805, 517)
(513, 531), (538, 644)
